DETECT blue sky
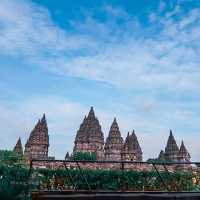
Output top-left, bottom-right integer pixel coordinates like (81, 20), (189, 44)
(0, 0), (200, 160)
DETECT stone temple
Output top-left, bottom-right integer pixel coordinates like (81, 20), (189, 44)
(13, 107), (191, 165)
(73, 107), (104, 160)
(24, 114), (49, 161)
(121, 131), (143, 161)
(157, 130), (191, 162)
(104, 118), (124, 161)
(13, 137), (23, 155)
(73, 107), (143, 161)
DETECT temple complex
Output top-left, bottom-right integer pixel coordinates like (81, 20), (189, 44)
(24, 114), (49, 161)
(104, 118), (123, 160)
(12, 107), (192, 169)
(73, 107), (143, 162)
(13, 137), (23, 155)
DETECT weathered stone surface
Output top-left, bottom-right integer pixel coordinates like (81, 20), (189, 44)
(73, 107), (104, 160)
(164, 130), (179, 161)
(24, 114), (49, 161)
(158, 150), (165, 161)
(178, 141), (191, 162)
(104, 118), (123, 161)
(13, 137), (23, 155)
(158, 130), (191, 164)
(121, 130), (143, 161)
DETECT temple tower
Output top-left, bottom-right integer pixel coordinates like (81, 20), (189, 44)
(158, 150), (165, 161)
(73, 107), (104, 160)
(121, 130), (143, 161)
(104, 118), (123, 161)
(24, 114), (49, 160)
(164, 130), (179, 161)
(178, 141), (191, 162)
(13, 137), (23, 155)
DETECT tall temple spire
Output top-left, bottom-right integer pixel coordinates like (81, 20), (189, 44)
(121, 130), (142, 161)
(164, 129), (179, 161)
(73, 107), (104, 160)
(131, 130), (142, 156)
(87, 106), (95, 119)
(41, 113), (47, 125)
(158, 150), (165, 161)
(13, 137), (23, 155)
(41, 113), (48, 131)
(104, 118), (123, 160)
(178, 141), (191, 162)
(24, 114), (49, 160)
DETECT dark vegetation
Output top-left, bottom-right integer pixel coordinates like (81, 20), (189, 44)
(0, 150), (200, 200)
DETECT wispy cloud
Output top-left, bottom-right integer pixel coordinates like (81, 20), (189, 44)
(1, 0), (199, 93)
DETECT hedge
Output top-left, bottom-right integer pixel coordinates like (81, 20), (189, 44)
(0, 164), (200, 199)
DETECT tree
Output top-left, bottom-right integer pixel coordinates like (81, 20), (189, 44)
(0, 150), (25, 167)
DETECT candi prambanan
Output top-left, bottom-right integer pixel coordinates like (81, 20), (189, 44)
(13, 107), (191, 164)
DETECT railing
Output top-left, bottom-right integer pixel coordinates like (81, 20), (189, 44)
(26, 160), (200, 194)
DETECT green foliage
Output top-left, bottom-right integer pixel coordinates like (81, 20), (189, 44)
(0, 164), (29, 200)
(31, 168), (200, 192)
(0, 150), (26, 167)
(0, 150), (28, 200)
(0, 152), (199, 200)
(72, 152), (97, 161)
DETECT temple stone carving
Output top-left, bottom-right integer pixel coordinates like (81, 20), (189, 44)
(13, 137), (23, 155)
(104, 118), (123, 161)
(24, 114), (49, 160)
(178, 141), (191, 162)
(121, 130), (142, 161)
(164, 130), (179, 161)
(158, 130), (191, 162)
(158, 150), (165, 161)
(73, 107), (104, 160)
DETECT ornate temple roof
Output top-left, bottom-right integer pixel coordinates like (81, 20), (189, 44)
(179, 141), (191, 160)
(131, 130), (142, 154)
(158, 150), (165, 161)
(121, 130), (142, 161)
(105, 118), (123, 145)
(13, 137), (23, 154)
(75, 107), (104, 144)
(104, 118), (123, 153)
(25, 114), (49, 147)
(122, 130), (142, 154)
(164, 130), (179, 157)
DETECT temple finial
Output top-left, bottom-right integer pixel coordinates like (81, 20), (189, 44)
(88, 106), (95, 119)
(41, 113), (46, 123)
(132, 129), (136, 136)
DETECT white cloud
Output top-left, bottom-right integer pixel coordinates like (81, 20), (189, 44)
(0, 0), (199, 93)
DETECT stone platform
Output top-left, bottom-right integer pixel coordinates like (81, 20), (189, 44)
(32, 190), (200, 200)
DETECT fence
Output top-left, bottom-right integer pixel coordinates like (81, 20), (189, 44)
(27, 160), (200, 193)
